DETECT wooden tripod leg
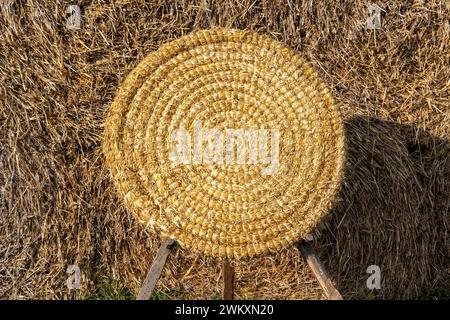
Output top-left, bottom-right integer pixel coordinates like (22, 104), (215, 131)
(298, 241), (343, 300)
(222, 259), (234, 300)
(137, 238), (176, 300)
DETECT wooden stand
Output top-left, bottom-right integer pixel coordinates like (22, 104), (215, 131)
(137, 239), (342, 300)
(297, 241), (343, 300)
(222, 259), (234, 300)
(137, 238), (175, 300)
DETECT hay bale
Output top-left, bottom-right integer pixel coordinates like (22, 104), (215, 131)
(0, 0), (447, 299)
(315, 117), (449, 299)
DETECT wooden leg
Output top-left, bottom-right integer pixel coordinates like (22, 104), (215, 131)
(298, 241), (343, 300)
(222, 259), (234, 300)
(137, 238), (176, 300)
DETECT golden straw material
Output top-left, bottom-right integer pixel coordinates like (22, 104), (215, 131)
(103, 28), (345, 259)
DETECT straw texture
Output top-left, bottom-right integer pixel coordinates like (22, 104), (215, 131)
(103, 28), (345, 258)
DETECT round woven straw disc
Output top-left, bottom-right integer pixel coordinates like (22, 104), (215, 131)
(104, 29), (345, 258)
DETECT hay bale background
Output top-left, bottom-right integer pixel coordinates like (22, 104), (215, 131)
(0, 0), (448, 299)
(317, 117), (449, 299)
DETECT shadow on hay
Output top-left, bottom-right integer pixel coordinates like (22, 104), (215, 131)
(314, 115), (449, 299)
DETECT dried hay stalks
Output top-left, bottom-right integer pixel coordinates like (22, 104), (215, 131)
(0, 0), (448, 299)
(317, 117), (449, 299)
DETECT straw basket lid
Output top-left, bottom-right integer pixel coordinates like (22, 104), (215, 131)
(103, 29), (345, 259)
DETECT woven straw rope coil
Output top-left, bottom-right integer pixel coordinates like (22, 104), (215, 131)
(104, 29), (345, 259)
